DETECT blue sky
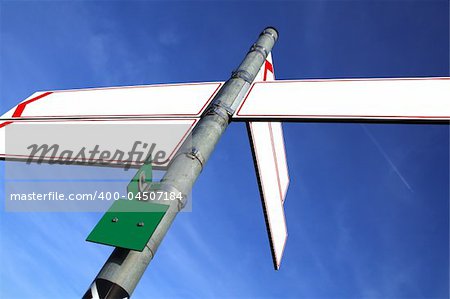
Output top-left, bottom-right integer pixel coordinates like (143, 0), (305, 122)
(0, 1), (449, 298)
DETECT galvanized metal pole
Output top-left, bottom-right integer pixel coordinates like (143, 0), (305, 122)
(83, 27), (278, 299)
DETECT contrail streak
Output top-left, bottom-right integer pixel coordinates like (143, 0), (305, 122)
(361, 125), (414, 192)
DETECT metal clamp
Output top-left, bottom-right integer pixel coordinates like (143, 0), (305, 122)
(215, 102), (234, 116)
(261, 28), (278, 41)
(249, 43), (268, 59)
(186, 147), (205, 169)
(231, 69), (253, 83)
(205, 104), (231, 122)
(159, 183), (188, 210)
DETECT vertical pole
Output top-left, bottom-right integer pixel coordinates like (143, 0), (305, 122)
(83, 27), (279, 298)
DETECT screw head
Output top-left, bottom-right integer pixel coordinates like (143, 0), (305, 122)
(112, 217), (119, 223)
(137, 222), (145, 227)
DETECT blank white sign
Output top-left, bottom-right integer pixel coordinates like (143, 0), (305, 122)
(248, 121), (288, 270)
(235, 78), (450, 121)
(1, 82), (222, 120)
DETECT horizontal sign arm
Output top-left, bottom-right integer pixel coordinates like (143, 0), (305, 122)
(233, 77), (450, 123)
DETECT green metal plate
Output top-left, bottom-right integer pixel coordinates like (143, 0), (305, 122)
(86, 200), (169, 251)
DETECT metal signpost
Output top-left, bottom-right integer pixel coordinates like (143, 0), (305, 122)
(81, 27), (280, 298)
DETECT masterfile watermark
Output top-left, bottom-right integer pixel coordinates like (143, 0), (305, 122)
(4, 122), (194, 212)
(26, 141), (166, 170)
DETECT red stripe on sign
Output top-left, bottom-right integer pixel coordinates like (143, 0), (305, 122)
(12, 92), (53, 117)
(263, 60), (274, 81)
(0, 121), (13, 128)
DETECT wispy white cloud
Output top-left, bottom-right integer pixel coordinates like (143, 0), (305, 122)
(361, 125), (413, 193)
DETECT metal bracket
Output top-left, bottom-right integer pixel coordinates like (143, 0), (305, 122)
(229, 82), (251, 112)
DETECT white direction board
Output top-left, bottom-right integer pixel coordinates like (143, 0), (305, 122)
(248, 122), (288, 270)
(234, 78), (450, 121)
(268, 122), (289, 202)
(1, 82), (222, 120)
(249, 121), (289, 204)
(246, 55), (290, 269)
(0, 118), (196, 169)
